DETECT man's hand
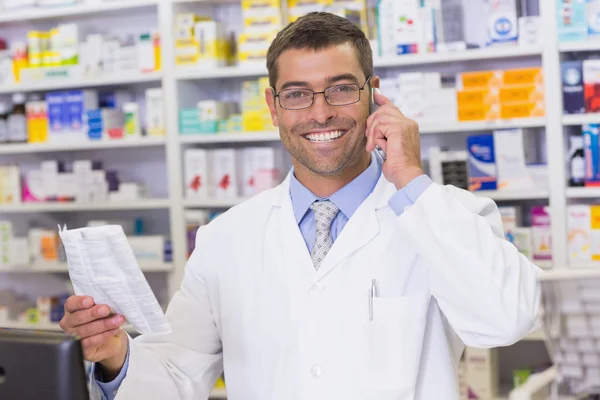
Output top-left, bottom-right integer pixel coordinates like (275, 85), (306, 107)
(365, 90), (424, 190)
(59, 295), (128, 380)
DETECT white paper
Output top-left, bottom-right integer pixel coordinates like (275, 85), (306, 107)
(58, 224), (170, 335)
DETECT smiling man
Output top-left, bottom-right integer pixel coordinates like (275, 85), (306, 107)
(59, 12), (542, 400)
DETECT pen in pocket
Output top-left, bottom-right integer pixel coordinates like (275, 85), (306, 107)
(369, 279), (378, 321)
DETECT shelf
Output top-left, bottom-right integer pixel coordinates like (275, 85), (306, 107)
(535, 260), (553, 269)
(184, 198), (248, 209)
(179, 131), (279, 144)
(0, 261), (173, 273)
(0, 0), (158, 23)
(419, 118), (546, 134)
(209, 388), (227, 399)
(0, 199), (171, 213)
(373, 46), (543, 68)
(0, 71), (162, 94)
(176, 64), (267, 80)
(0, 320), (137, 334)
(472, 189), (549, 201)
(523, 329), (546, 341)
(566, 187), (600, 198)
(562, 113), (600, 126)
(0, 136), (166, 155)
(558, 40), (600, 53)
(539, 267), (600, 281)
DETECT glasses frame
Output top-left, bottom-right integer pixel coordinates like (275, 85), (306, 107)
(273, 75), (372, 110)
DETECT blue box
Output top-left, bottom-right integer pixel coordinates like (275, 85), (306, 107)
(562, 61), (585, 114)
(583, 124), (600, 185)
(87, 109), (103, 140)
(46, 92), (67, 137)
(66, 90), (99, 134)
(467, 134), (497, 191)
(557, 0), (587, 42)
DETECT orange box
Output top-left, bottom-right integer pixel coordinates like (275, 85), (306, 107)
(458, 70), (503, 89)
(457, 88), (500, 107)
(502, 67), (543, 86)
(500, 101), (546, 119)
(499, 84), (545, 103)
(458, 104), (500, 121)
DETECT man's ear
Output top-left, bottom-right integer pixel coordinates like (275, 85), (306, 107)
(371, 75), (381, 90)
(265, 87), (279, 127)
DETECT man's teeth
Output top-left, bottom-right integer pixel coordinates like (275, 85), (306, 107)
(305, 130), (344, 142)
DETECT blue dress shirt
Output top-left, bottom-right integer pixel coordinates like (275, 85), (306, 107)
(95, 155), (433, 399)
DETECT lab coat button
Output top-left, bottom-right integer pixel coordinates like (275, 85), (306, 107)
(311, 282), (324, 293)
(310, 365), (322, 379)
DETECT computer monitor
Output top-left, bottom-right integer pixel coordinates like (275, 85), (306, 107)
(0, 329), (89, 400)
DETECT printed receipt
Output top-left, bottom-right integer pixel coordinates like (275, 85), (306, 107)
(58, 225), (171, 335)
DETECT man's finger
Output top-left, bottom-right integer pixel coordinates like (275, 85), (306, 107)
(373, 90), (394, 107)
(82, 328), (121, 355)
(70, 305), (113, 328)
(76, 314), (125, 339)
(64, 296), (95, 314)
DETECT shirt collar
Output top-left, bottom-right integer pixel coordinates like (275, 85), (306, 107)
(289, 153), (382, 224)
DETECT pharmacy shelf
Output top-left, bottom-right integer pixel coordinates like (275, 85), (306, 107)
(0, 261), (173, 273)
(209, 388), (227, 399)
(566, 187), (600, 198)
(535, 260), (553, 269)
(472, 189), (549, 201)
(562, 113), (600, 126)
(539, 267), (600, 281)
(184, 197), (249, 209)
(0, 199), (171, 213)
(179, 131), (279, 144)
(175, 64), (267, 80)
(0, 136), (166, 155)
(419, 118), (546, 134)
(0, 0), (158, 23)
(558, 40), (600, 53)
(0, 71), (163, 94)
(0, 320), (137, 334)
(373, 46), (543, 68)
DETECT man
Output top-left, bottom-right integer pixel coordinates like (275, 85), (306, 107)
(60, 12), (541, 400)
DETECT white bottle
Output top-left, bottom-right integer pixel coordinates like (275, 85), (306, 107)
(123, 102), (141, 138)
(8, 93), (27, 143)
(0, 102), (9, 143)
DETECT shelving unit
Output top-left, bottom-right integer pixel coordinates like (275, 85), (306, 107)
(0, 71), (163, 94)
(179, 131), (279, 144)
(558, 40), (600, 53)
(473, 189), (550, 201)
(0, 0), (158, 23)
(562, 113), (600, 126)
(566, 187), (600, 198)
(0, 199), (171, 213)
(0, 136), (166, 155)
(419, 118), (546, 134)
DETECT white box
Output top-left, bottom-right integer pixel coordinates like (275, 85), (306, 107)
(127, 235), (164, 263)
(498, 206), (521, 235)
(568, 205), (592, 263)
(185, 149), (209, 199)
(512, 227), (533, 260)
(197, 101), (229, 122)
(486, 0), (518, 46)
(465, 347), (499, 399)
(377, 0), (421, 56)
(0, 221), (12, 267)
(1, 165), (21, 204)
(239, 147), (284, 197)
(40, 160), (63, 200)
(518, 16), (542, 47)
(57, 173), (77, 200)
(146, 88), (165, 136)
(73, 160), (93, 202)
(209, 149), (238, 198)
(493, 129), (535, 190)
(90, 170), (108, 203)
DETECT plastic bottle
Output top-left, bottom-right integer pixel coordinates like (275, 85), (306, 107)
(0, 102), (9, 143)
(569, 135), (585, 187)
(7, 93), (27, 143)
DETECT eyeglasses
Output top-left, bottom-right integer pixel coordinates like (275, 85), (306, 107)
(274, 76), (372, 110)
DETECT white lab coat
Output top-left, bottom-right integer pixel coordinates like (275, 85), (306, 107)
(108, 173), (541, 400)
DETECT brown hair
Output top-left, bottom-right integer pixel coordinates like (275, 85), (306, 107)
(266, 12), (373, 89)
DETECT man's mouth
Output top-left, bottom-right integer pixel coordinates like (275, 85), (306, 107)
(303, 130), (347, 143)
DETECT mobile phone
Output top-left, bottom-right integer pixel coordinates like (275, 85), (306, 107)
(369, 87), (387, 162)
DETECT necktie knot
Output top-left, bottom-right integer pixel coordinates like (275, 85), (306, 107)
(310, 200), (340, 232)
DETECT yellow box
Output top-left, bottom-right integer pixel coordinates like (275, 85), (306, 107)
(238, 31), (277, 49)
(244, 15), (283, 31)
(500, 101), (545, 119)
(174, 26), (194, 40)
(239, 49), (269, 64)
(502, 67), (543, 86)
(458, 70), (503, 89)
(288, 0), (331, 6)
(242, 0), (282, 16)
(175, 13), (206, 29)
(499, 84), (545, 103)
(458, 104), (500, 121)
(457, 88), (500, 107)
(591, 206), (600, 261)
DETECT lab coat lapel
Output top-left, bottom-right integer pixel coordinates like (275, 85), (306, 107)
(315, 174), (396, 280)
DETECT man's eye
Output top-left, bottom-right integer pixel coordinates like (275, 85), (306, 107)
(285, 91), (309, 100)
(332, 85), (357, 93)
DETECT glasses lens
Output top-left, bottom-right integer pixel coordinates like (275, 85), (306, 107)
(279, 89), (314, 109)
(325, 84), (360, 106)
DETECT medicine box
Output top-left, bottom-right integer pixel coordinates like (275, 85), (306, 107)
(239, 147), (284, 197)
(494, 129), (535, 190)
(589, 0), (600, 38)
(568, 205), (591, 263)
(377, 0), (420, 56)
(210, 149), (238, 198)
(467, 134), (497, 191)
(499, 84), (544, 104)
(146, 88), (165, 136)
(531, 206), (552, 261)
(457, 87), (500, 108)
(592, 205), (600, 261)
(500, 101), (546, 119)
(457, 70), (503, 89)
(584, 60), (600, 113)
(65, 90), (99, 134)
(502, 68), (544, 86)
(486, 0), (518, 46)
(562, 61), (585, 115)
(498, 206), (521, 236)
(458, 104), (500, 122)
(185, 149), (209, 199)
(557, 0), (587, 42)
(583, 123), (600, 186)
(465, 347), (499, 399)
(127, 235), (165, 263)
(512, 227), (533, 260)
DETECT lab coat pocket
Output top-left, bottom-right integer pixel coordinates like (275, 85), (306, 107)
(359, 294), (430, 395)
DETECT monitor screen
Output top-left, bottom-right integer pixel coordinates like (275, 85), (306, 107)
(0, 329), (89, 400)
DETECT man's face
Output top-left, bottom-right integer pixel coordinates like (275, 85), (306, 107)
(266, 44), (376, 177)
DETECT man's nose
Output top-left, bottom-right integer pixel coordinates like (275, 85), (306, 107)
(307, 93), (336, 124)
